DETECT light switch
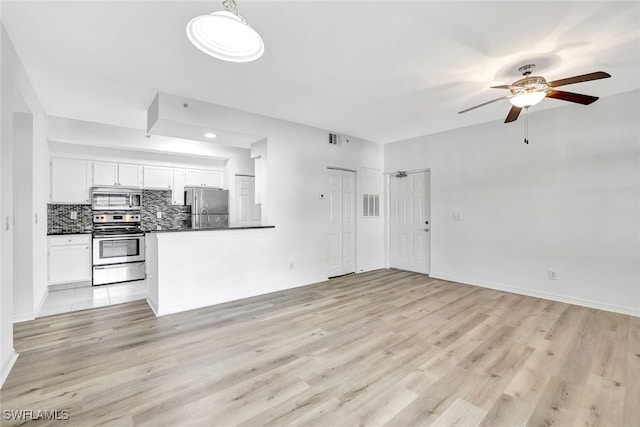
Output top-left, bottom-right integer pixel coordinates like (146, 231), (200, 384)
(156, 212), (163, 219)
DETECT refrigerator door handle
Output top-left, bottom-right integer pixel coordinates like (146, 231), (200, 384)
(194, 193), (198, 228)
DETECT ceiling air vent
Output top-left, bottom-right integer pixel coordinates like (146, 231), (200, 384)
(329, 133), (339, 145)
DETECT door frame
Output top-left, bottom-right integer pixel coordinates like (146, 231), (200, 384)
(327, 166), (357, 278)
(385, 169), (431, 273)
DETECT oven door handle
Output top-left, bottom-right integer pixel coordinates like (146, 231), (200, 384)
(93, 233), (145, 240)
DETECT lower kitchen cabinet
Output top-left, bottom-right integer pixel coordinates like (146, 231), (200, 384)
(48, 234), (92, 285)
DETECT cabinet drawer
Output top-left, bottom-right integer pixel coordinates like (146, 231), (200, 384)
(49, 234), (91, 246)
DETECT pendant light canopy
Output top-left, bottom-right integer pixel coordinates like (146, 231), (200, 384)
(186, 0), (264, 63)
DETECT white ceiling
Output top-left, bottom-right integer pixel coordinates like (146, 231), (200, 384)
(2, 1), (639, 144)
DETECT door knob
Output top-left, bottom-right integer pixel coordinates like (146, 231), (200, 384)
(424, 228), (429, 232)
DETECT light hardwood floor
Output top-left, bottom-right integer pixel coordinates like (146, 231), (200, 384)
(1, 269), (638, 426)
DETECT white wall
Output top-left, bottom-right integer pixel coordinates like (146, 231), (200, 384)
(0, 19), (14, 389)
(2, 20), (50, 386)
(155, 93), (385, 286)
(13, 112), (34, 320)
(385, 90), (640, 316)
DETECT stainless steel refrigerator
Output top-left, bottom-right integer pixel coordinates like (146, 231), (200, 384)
(185, 187), (229, 229)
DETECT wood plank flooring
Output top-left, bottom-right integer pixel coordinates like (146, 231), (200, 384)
(1, 269), (638, 426)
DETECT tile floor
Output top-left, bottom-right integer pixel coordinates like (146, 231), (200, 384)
(38, 280), (148, 317)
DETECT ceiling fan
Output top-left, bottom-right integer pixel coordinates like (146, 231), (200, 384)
(458, 64), (611, 123)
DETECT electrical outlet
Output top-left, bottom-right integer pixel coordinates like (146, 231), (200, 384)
(452, 212), (461, 221)
(290, 262), (294, 270)
(156, 225), (162, 230)
(70, 211), (78, 220)
(548, 270), (557, 280)
(156, 212), (162, 219)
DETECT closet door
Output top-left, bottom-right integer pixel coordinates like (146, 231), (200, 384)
(236, 175), (261, 226)
(328, 169), (356, 278)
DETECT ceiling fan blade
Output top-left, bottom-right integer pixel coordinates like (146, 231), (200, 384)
(547, 71), (611, 88)
(490, 85), (515, 89)
(546, 90), (599, 105)
(505, 106), (522, 123)
(458, 96), (508, 114)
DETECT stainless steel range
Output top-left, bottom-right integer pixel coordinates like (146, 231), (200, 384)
(92, 212), (145, 286)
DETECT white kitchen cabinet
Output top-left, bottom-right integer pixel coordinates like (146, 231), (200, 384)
(184, 169), (224, 188)
(203, 170), (223, 188)
(93, 162), (118, 186)
(93, 162), (142, 187)
(172, 168), (187, 205)
(143, 166), (173, 189)
(184, 169), (204, 187)
(48, 234), (92, 285)
(50, 158), (92, 203)
(172, 168), (223, 205)
(118, 164), (142, 187)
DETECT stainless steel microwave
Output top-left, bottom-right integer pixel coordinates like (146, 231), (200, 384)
(91, 187), (142, 211)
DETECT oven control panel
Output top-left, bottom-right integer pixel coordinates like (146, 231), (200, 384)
(93, 213), (141, 224)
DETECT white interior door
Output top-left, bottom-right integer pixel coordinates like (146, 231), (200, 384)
(389, 171), (430, 274)
(236, 175), (261, 226)
(328, 169), (356, 278)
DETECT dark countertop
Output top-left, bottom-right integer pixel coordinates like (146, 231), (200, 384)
(47, 226), (275, 236)
(47, 231), (93, 236)
(147, 225), (275, 233)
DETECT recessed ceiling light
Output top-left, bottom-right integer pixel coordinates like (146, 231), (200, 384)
(204, 132), (217, 139)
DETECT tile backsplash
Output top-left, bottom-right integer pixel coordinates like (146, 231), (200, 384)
(47, 204), (93, 234)
(140, 190), (191, 231)
(48, 190), (191, 234)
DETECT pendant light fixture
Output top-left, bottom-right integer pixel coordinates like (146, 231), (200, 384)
(186, 0), (264, 63)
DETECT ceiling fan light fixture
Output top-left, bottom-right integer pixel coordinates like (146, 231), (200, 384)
(509, 91), (546, 108)
(186, 1), (264, 63)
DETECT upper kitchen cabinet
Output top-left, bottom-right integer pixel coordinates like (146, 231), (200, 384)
(93, 162), (142, 187)
(143, 166), (173, 190)
(184, 169), (223, 188)
(50, 158), (92, 204)
(172, 168), (187, 205)
(203, 171), (223, 188)
(172, 168), (223, 205)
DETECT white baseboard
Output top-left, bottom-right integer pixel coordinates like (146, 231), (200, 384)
(13, 288), (50, 323)
(1, 349), (18, 389)
(34, 287), (49, 318)
(429, 272), (640, 318)
(146, 298), (159, 317)
(13, 312), (35, 323)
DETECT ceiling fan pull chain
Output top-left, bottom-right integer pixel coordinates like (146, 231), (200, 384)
(524, 108), (529, 144)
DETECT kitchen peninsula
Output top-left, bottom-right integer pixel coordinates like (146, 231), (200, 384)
(145, 226), (276, 316)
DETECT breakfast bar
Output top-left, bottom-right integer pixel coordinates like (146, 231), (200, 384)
(145, 226), (277, 316)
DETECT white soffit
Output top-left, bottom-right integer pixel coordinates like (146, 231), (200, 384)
(147, 92), (265, 149)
